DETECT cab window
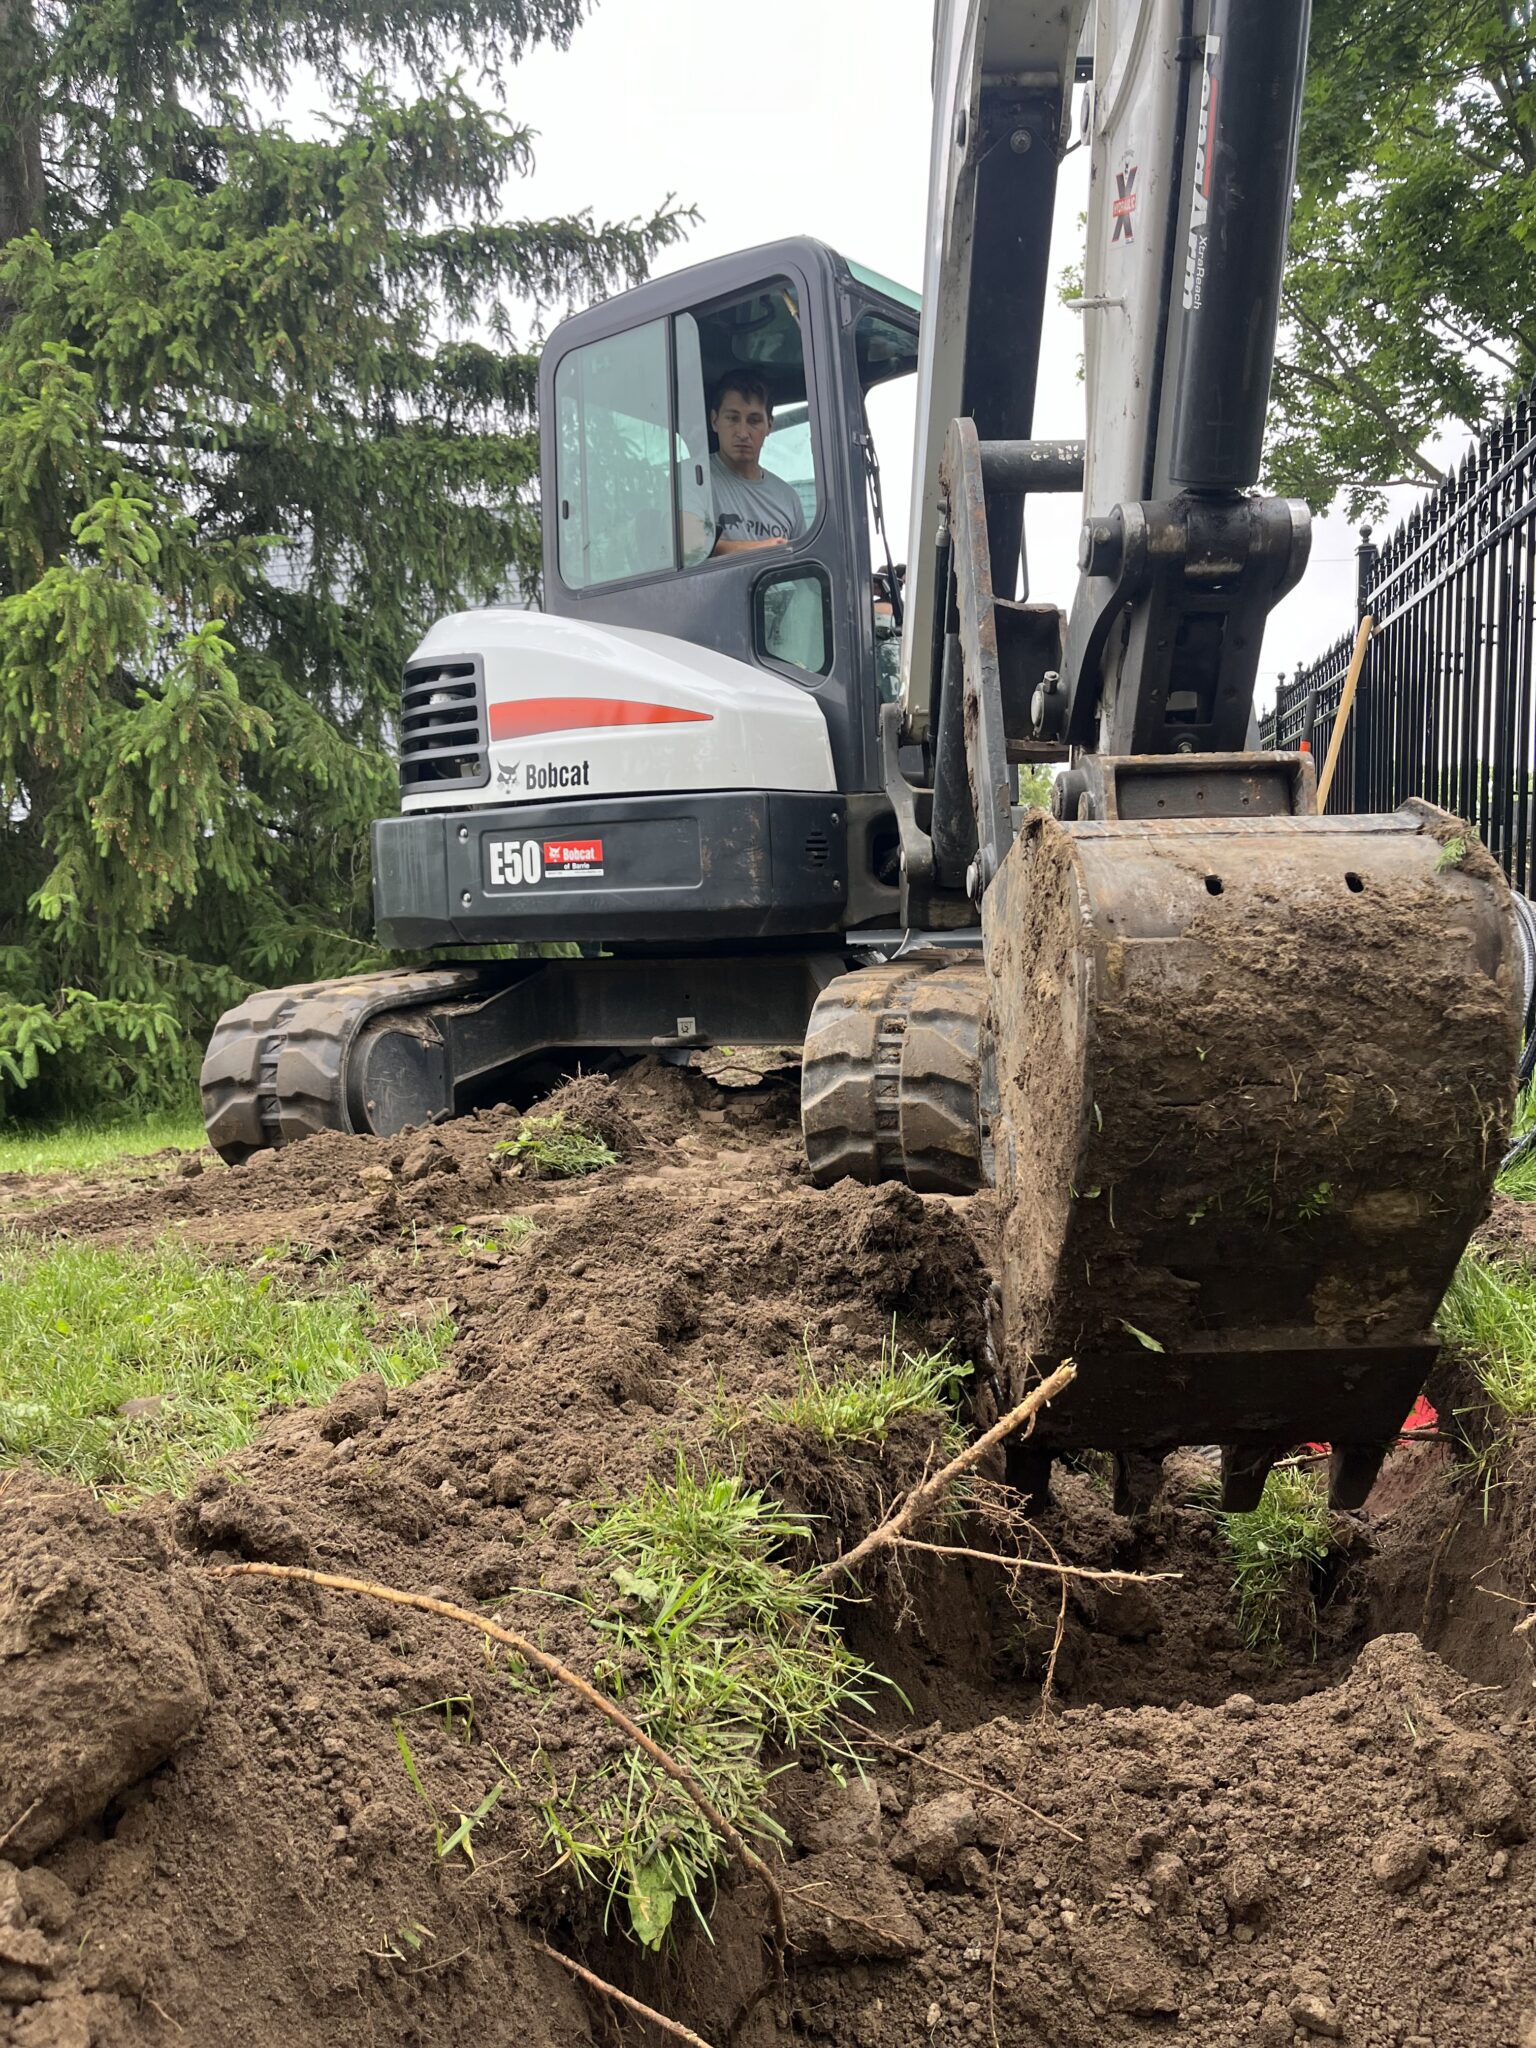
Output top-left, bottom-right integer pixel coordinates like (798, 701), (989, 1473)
(554, 276), (819, 593)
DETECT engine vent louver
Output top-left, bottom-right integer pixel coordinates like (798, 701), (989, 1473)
(803, 830), (830, 868)
(399, 655), (490, 796)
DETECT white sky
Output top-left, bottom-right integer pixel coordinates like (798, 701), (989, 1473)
(469, 0), (1453, 709)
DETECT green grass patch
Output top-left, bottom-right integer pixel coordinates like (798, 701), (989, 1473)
(1438, 1247), (1536, 1418)
(0, 1111), (206, 1177)
(767, 1330), (971, 1448)
(537, 1460), (882, 1948)
(0, 1235), (452, 1499)
(1205, 1465), (1334, 1651)
(491, 1113), (616, 1179)
(1497, 1081), (1536, 1201)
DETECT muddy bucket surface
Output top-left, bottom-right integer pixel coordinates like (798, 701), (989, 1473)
(982, 800), (1520, 1504)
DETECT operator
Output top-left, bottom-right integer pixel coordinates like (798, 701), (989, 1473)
(708, 373), (806, 554)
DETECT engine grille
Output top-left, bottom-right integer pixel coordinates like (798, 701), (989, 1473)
(399, 655), (489, 796)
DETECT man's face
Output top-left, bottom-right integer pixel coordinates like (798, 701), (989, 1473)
(712, 388), (771, 470)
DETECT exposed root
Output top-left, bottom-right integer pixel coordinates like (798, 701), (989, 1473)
(814, 1363), (1076, 1588)
(889, 1535), (1180, 1587)
(532, 1940), (718, 2048)
(205, 1561), (789, 1961)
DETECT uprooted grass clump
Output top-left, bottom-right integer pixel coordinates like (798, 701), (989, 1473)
(767, 1329), (971, 1448)
(492, 1112), (616, 1179)
(1204, 1464), (1335, 1652)
(0, 1233), (451, 1498)
(539, 1460), (884, 1948)
(1439, 1247), (1536, 1419)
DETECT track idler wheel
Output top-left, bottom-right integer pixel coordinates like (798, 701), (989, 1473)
(983, 801), (1520, 1512)
(801, 951), (993, 1194)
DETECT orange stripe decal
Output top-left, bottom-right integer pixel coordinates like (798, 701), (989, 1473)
(488, 697), (713, 741)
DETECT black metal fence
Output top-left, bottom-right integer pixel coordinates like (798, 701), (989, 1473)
(1262, 382), (1536, 894)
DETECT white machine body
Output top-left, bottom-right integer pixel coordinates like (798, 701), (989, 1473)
(401, 608), (837, 815)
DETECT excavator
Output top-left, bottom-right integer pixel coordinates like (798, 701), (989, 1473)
(201, 0), (1522, 1515)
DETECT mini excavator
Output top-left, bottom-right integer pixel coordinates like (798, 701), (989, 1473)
(203, 0), (1523, 1513)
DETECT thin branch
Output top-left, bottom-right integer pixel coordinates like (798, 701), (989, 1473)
(532, 1941), (717, 2048)
(206, 1562), (787, 1959)
(813, 1364), (1077, 1588)
(839, 1721), (1084, 1845)
(890, 1536), (1181, 1587)
(1282, 296), (1451, 485)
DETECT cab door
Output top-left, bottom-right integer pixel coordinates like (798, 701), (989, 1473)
(539, 239), (874, 796)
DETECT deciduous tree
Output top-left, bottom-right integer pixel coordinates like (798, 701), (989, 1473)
(1268, 0), (1536, 515)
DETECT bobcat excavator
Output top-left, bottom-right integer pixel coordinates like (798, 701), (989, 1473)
(202, 0), (1522, 1514)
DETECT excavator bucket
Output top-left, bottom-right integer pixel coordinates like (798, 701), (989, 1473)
(982, 798), (1520, 1512)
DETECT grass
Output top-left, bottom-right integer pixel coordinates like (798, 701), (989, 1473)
(0, 1110), (206, 1176)
(491, 1113), (616, 1179)
(1437, 1248), (1536, 1419)
(1496, 1080), (1536, 1201)
(0, 1234), (452, 1499)
(766, 1329), (971, 1448)
(448, 1217), (535, 1258)
(1205, 1465), (1334, 1652)
(536, 1459), (883, 1949)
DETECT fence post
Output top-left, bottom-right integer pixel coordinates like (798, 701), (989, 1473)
(1351, 525), (1379, 812)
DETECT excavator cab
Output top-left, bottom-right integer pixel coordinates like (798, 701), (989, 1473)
(202, 241), (942, 1162)
(362, 236), (920, 956)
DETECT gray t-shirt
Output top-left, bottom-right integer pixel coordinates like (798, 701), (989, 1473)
(709, 453), (806, 546)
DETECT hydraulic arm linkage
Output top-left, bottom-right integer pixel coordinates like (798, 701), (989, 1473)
(866, 0), (1522, 1512)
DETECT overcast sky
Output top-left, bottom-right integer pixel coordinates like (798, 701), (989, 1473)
(490, 0), (1440, 709)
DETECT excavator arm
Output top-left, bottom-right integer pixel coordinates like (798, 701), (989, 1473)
(818, 0), (1523, 1514)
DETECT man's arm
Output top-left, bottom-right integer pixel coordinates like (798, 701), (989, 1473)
(712, 535), (788, 555)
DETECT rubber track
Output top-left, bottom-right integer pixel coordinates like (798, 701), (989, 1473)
(199, 967), (486, 1164)
(800, 952), (992, 1194)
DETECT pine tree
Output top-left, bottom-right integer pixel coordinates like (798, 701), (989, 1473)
(0, 0), (686, 1117)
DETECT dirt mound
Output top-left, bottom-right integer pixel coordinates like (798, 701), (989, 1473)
(3, 1068), (1536, 2048)
(750, 1629), (1534, 2048)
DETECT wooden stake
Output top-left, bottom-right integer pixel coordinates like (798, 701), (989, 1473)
(1315, 615), (1373, 812)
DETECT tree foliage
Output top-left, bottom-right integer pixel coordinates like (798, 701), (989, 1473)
(0, 0), (686, 1117)
(1268, 0), (1536, 515)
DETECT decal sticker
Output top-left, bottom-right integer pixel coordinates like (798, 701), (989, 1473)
(1182, 34), (1221, 312)
(494, 759), (593, 791)
(488, 697), (712, 742)
(543, 838), (604, 877)
(484, 835), (607, 887)
(486, 838), (543, 887)
(1112, 162), (1138, 243)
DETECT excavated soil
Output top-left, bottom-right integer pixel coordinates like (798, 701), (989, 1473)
(2, 1062), (1536, 2048)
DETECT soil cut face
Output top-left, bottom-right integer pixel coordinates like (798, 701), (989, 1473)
(2, 1060), (1535, 2048)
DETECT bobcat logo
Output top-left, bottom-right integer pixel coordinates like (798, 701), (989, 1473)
(496, 759), (521, 789)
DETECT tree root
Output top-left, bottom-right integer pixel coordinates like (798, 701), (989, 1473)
(533, 1939), (718, 2048)
(813, 1363), (1076, 1588)
(204, 1561), (788, 1962)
